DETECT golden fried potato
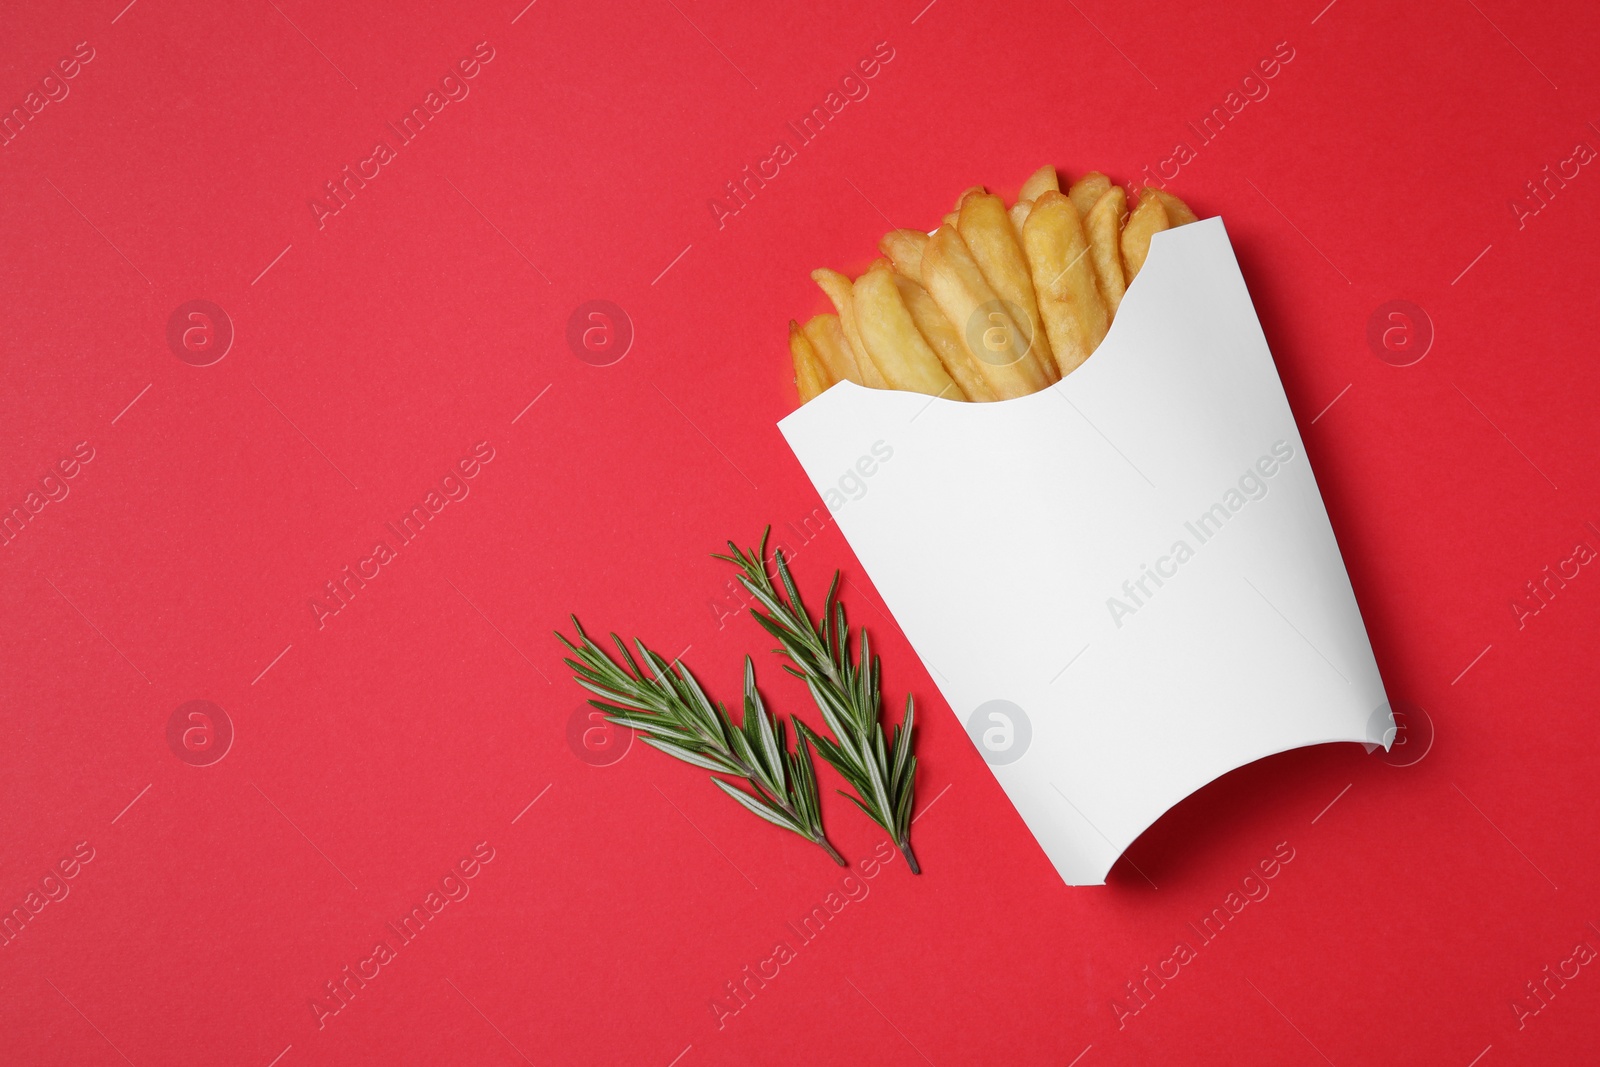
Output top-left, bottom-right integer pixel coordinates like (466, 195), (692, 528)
(1085, 186), (1128, 316)
(1021, 191), (1109, 377)
(1009, 199), (1034, 236)
(788, 320), (830, 403)
(894, 271), (998, 402)
(851, 264), (965, 399)
(1067, 172), (1112, 219)
(800, 314), (861, 386)
(1148, 188), (1199, 226)
(879, 229), (931, 285)
(784, 170), (1202, 409)
(1019, 165), (1059, 202)
(957, 191), (1058, 383)
(921, 224), (1051, 399)
(812, 269), (889, 388)
(1120, 193), (1170, 282)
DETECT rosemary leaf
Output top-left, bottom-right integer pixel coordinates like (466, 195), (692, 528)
(556, 616), (846, 867)
(716, 531), (923, 874)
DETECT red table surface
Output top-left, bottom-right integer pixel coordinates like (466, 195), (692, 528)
(3, 1), (1598, 1064)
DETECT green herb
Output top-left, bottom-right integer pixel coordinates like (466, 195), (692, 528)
(717, 531), (921, 874)
(557, 617), (846, 866)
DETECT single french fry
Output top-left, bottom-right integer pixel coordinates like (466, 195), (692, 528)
(879, 229), (931, 285)
(1120, 193), (1170, 282)
(1067, 171), (1112, 219)
(958, 190), (1058, 382)
(1019, 165), (1059, 202)
(801, 314), (862, 386)
(939, 185), (983, 231)
(1009, 199), (1034, 236)
(1085, 186), (1128, 315)
(788, 320), (830, 403)
(1148, 188), (1199, 226)
(1022, 191), (1110, 377)
(812, 269), (889, 388)
(852, 264), (964, 399)
(894, 271), (998, 402)
(921, 224), (1051, 399)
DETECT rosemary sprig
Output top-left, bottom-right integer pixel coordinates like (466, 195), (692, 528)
(556, 616), (846, 866)
(717, 532), (922, 874)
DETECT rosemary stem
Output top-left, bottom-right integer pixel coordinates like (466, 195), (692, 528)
(720, 747), (843, 865)
(898, 838), (921, 875)
(818, 836), (848, 867)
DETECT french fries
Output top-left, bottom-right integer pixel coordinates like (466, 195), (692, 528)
(852, 263), (963, 399)
(1022, 191), (1109, 377)
(1085, 186), (1128, 315)
(1019, 165), (1059, 202)
(801, 314), (862, 386)
(1067, 171), (1112, 218)
(958, 191), (1058, 384)
(923, 224), (1051, 399)
(879, 229), (930, 284)
(812, 268), (889, 389)
(1148, 188), (1198, 226)
(1120, 192), (1170, 282)
(895, 271), (998, 402)
(788, 321), (830, 403)
(789, 167), (1198, 406)
(1009, 200), (1034, 235)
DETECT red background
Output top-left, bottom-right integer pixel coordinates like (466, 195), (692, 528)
(3, 1), (1598, 1064)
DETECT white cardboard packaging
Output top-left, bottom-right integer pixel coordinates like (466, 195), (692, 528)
(779, 218), (1393, 886)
